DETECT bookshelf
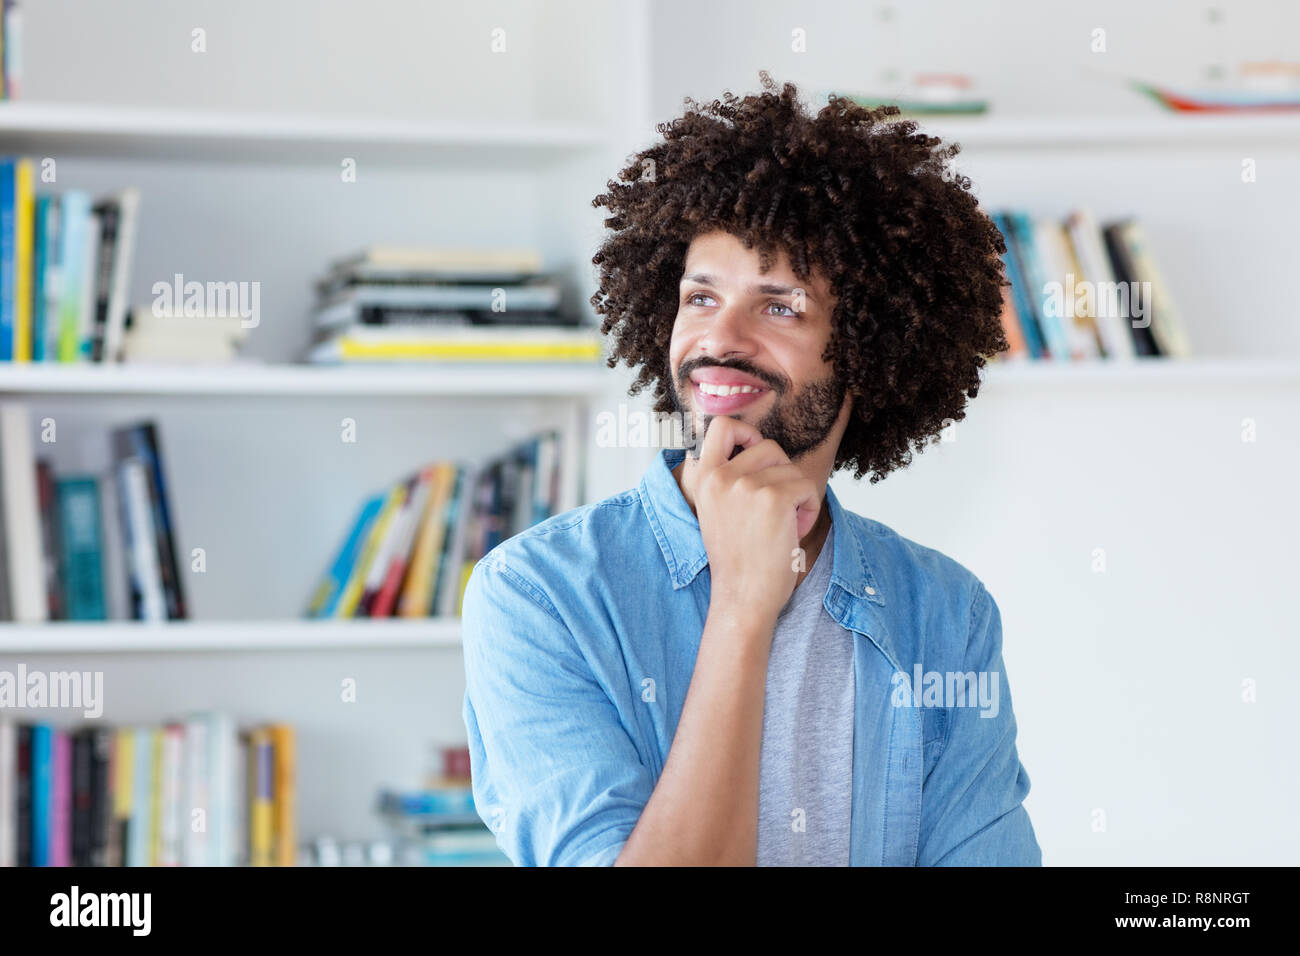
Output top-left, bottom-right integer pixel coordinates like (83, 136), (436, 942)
(4, 0), (1298, 863)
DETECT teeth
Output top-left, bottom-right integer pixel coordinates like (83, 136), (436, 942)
(698, 383), (760, 396)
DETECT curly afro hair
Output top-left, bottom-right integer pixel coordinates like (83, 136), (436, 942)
(589, 72), (1009, 483)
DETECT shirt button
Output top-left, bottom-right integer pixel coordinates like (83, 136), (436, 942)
(865, 586), (876, 595)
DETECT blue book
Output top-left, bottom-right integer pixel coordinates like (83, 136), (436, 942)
(30, 724), (52, 866)
(0, 159), (13, 360)
(56, 476), (107, 620)
(1007, 211), (1069, 360)
(992, 211), (1045, 360)
(308, 493), (384, 618)
(31, 195), (49, 361)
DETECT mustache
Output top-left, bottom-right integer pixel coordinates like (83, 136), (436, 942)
(676, 357), (786, 393)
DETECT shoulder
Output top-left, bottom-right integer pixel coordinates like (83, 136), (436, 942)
(469, 487), (646, 605)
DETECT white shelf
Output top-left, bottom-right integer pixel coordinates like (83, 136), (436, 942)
(0, 618), (462, 653)
(0, 102), (609, 163)
(980, 356), (1300, 387)
(0, 361), (612, 397)
(906, 112), (1300, 149)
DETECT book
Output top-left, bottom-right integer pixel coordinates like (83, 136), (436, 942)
(0, 402), (47, 621)
(369, 469), (434, 618)
(30, 724), (51, 866)
(94, 188), (141, 363)
(0, 720), (13, 866)
(329, 246), (542, 277)
(334, 480), (405, 618)
(54, 191), (91, 362)
(112, 423), (186, 619)
(307, 324), (604, 363)
(76, 212), (100, 360)
(305, 493), (384, 618)
(991, 212), (1046, 359)
(1064, 208), (1136, 360)
(0, 159), (13, 360)
(50, 729), (71, 866)
(35, 461), (63, 619)
(248, 728), (273, 867)
(397, 463), (457, 617)
(356, 474), (418, 616)
(55, 475), (107, 620)
(269, 724), (295, 867)
(12, 157), (32, 361)
(117, 458), (168, 621)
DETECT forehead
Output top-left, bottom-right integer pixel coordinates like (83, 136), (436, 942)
(681, 230), (831, 295)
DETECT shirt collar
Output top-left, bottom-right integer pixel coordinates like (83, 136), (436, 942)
(638, 447), (898, 662)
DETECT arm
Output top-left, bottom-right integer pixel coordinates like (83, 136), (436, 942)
(614, 598), (776, 866)
(461, 556), (655, 866)
(916, 584), (1043, 866)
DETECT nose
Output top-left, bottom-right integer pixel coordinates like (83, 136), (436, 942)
(696, 301), (759, 360)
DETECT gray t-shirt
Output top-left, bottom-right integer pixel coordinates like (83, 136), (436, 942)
(756, 524), (856, 866)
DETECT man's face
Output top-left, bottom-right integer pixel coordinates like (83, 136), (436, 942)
(668, 229), (849, 462)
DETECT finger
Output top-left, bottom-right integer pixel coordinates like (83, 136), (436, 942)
(698, 415), (765, 473)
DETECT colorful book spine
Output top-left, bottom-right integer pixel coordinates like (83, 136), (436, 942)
(56, 475), (107, 620)
(270, 724), (295, 866)
(0, 159), (13, 360)
(306, 493), (384, 618)
(30, 192), (47, 360)
(55, 191), (90, 362)
(50, 729), (70, 866)
(29, 724), (50, 866)
(11, 156), (31, 360)
(249, 728), (273, 866)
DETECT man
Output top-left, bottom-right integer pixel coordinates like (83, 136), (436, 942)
(461, 74), (1041, 866)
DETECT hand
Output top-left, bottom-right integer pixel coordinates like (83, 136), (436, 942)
(693, 416), (822, 622)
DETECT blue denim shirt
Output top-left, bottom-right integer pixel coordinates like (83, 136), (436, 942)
(461, 446), (1042, 866)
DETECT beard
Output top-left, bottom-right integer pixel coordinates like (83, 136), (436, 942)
(670, 356), (847, 462)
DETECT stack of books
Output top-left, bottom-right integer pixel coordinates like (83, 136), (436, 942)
(376, 785), (508, 866)
(989, 209), (1192, 362)
(306, 431), (565, 619)
(305, 246), (603, 363)
(0, 405), (186, 623)
(0, 715), (295, 867)
(0, 162), (141, 364)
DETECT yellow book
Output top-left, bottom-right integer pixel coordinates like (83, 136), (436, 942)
(269, 725), (296, 866)
(111, 729), (134, 867)
(336, 338), (602, 361)
(397, 463), (455, 617)
(248, 728), (273, 867)
(149, 728), (163, 866)
(334, 481), (405, 618)
(13, 160), (35, 362)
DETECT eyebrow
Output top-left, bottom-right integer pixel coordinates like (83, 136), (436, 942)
(681, 272), (819, 306)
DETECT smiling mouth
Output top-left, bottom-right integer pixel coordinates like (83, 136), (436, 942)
(692, 380), (770, 413)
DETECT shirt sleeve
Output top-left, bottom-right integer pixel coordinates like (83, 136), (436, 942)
(916, 583), (1043, 866)
(460, 554), (656, 866)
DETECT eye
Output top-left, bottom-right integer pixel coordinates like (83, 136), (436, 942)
(766, 301), (798, 318)
(684, 291), (716, 307)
